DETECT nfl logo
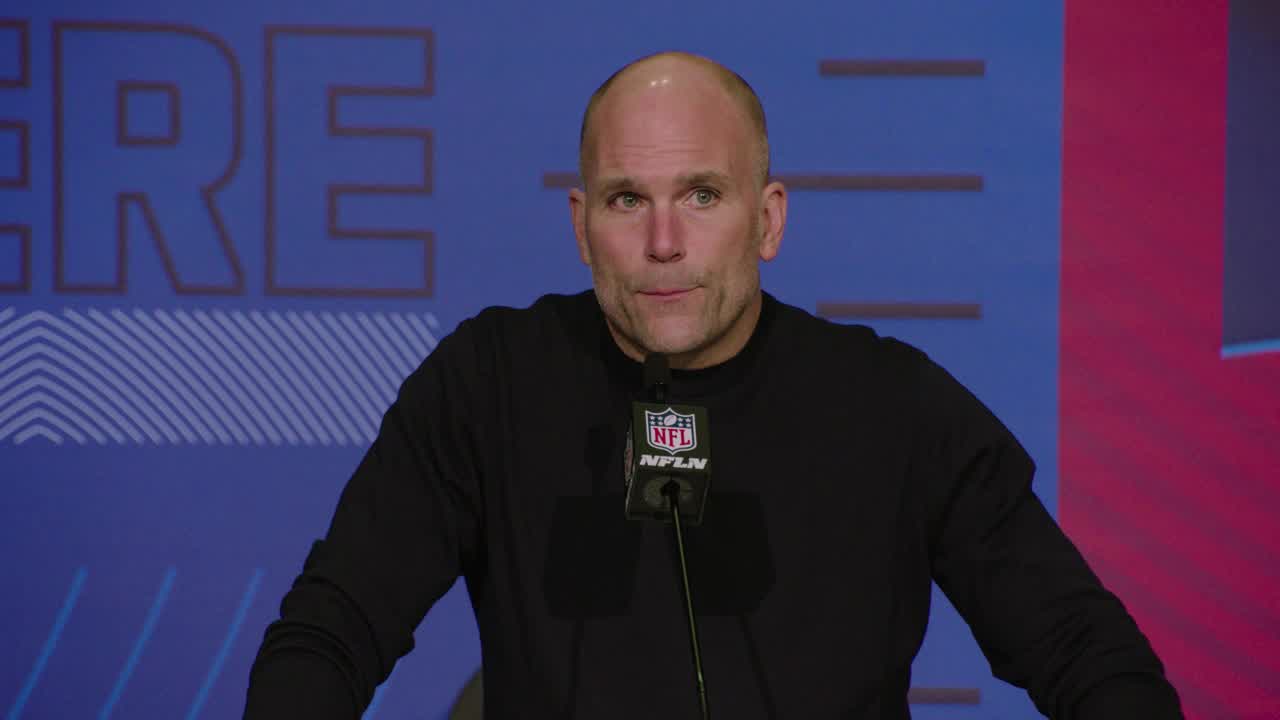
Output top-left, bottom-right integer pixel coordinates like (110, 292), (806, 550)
(645, 408), (697, 455)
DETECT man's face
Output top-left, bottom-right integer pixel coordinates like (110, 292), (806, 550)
(570, 65), (785, 369)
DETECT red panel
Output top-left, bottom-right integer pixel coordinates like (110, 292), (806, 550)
(1062, 2), (1280, 718)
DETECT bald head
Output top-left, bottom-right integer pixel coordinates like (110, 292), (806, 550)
(578, 52), (770, 188)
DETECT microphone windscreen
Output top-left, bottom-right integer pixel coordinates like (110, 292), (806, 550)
(643, 353), (670, 391)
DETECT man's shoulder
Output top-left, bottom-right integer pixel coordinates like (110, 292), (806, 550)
(462, 290), (598, 343)
(434, 290), (599, 365)
(766, 295), (982, 435)
(469, 290), (597, 325)
(768, 294), (929, 374)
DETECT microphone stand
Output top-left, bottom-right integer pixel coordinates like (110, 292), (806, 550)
(648, 365), (710, 720)
(662, 479), (710, 720)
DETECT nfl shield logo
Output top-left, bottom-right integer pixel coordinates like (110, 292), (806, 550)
(645, 408), (697, 455)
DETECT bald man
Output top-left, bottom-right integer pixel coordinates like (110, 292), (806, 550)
(244, 53), (1181, 719)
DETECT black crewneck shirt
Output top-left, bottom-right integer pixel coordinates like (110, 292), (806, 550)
(245, 291), (1180, 719)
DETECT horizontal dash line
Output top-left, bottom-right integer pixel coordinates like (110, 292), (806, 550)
(542, 173), (983, 192)
(817, 302), (982, 320)
(542, 172), (581, 189)
(820, 59), (986, 77)
(773, 174), (982, 191)
(908, 687), (982, 705)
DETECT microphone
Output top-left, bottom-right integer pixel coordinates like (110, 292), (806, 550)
(624, 353), (713, 720)
(644, 351), (670, 402)
(624, 354), (712, 525)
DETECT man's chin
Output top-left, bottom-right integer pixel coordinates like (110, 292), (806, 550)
(636, 325), (707, 360)
(604, 307), (707, 360)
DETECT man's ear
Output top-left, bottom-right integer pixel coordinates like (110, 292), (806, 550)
(569, 187), (591, 266)
(758, 180), (787, 261)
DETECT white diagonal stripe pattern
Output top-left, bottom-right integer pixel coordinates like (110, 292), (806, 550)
(0, 308), (438, 446)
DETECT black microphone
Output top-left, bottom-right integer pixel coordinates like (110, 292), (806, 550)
(644, 351), (670, 402)
(624, 353), (713, 719)
(624, 354), (712, 525)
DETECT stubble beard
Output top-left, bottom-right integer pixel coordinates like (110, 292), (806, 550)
(595, 227), (761, 367)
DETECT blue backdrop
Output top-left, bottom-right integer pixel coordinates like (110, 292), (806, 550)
(1, 1), (1061, 717)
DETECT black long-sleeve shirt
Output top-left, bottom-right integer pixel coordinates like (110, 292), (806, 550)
(245, 290), (1181, 718)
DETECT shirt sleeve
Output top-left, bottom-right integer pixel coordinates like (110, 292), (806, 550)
(910, 347), (1183, 719)
(243, 321), (485, 719)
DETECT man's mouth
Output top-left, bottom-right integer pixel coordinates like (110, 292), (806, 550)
(639, 287), (694, 297)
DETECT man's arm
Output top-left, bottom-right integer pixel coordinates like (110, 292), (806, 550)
(909, 347), (1182, 719)
(244, 323), (484, 719)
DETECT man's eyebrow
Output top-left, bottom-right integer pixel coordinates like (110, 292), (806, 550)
(676, 171), (734, 189)
(594, 176), (639, 197)
(591, 171), (734, 199)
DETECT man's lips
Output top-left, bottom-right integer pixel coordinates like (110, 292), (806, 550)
(638, 287), (694, 297)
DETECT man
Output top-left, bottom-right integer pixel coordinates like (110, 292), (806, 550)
(244, 52), (1181, 718)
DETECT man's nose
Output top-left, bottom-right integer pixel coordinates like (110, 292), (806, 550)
(645, 204), (685, 263)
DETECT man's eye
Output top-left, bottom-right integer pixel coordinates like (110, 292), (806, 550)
(691, 188), (718, 206)
(613, 193), (640, 209)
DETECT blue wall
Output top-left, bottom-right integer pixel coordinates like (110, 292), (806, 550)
(0, 1), (1062, 717)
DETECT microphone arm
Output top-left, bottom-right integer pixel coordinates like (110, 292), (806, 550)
(642, 353), (709, 720)
(663, 479), (710, 720)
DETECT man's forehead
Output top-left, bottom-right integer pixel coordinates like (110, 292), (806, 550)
(598, 59), (736, 117)
(590, 81), (748, 174)
(593, 170), (736, 194)
(579, 52), (767, 187)
(590, 132), (745, 190)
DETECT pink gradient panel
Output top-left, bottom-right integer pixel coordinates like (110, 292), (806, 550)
(1062, 1), (1280, 718)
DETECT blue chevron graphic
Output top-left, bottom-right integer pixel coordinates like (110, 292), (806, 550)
(0, 308), (439, 445)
